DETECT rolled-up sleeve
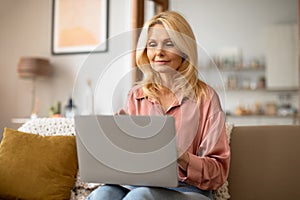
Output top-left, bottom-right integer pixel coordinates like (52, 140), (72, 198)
(179, 91), (230, 190)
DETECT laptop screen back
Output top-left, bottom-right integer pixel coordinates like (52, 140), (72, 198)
(75, 115), (178, 187)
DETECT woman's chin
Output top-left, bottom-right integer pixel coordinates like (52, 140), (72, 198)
(152, 65), (176, 73)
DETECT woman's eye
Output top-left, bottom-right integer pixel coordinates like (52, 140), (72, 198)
(147, 42), (157, 48)
(165, 41), (174, 47)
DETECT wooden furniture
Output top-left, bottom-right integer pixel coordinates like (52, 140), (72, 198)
(298, 0), (300, 124)
(131, 0), (169, 83)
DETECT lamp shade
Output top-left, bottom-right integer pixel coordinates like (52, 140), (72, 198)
(17, 57), (52, 78)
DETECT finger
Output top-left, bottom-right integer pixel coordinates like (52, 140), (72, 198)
(117, 109), (127, 115)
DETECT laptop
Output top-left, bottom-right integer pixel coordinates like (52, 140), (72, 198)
(74, 115), (178, 187)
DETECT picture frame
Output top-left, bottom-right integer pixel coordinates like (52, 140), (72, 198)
(51, 0), (108, 55)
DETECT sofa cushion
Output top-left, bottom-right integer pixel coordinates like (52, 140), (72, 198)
(228, 125), (300, 200)
(18, 117), (100, 199)
(0, 128), (78, 199)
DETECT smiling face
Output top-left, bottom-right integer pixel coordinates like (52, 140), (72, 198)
(146, 24), (183, 74)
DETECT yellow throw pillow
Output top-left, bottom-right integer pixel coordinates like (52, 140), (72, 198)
(0, 128), (78, 200)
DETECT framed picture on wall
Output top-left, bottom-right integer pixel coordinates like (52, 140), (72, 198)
(51, 0), (108, 55)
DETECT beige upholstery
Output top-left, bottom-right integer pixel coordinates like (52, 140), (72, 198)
(228, 125), (300, 200)
(15, 119), (300, 199)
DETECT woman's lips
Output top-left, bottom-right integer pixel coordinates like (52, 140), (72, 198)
(154, 60), (169, 65)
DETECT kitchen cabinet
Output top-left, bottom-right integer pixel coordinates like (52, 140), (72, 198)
(265, 24), (299, 90)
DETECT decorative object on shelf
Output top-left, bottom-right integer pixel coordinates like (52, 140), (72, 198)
(235, 105), (252, 116)
(82, 79), (94, 115)
(277, 93), (297, 116)
(64, 97), (77, 118)
(203, 54), (266, 91)
(17, 57), (52, 118)
(218, 47), (243, 69)
(49, 101), (62, 118)
(227, 75), (238, 90)
(257, 76), (266, 89)
(264, 102), (277, 116)
(51, 0), (108, 54)
(253, 102), (264, 115)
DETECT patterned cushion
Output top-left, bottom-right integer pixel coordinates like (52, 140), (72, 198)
(214, 122), (233, 200)
(18, 118), (76, 136)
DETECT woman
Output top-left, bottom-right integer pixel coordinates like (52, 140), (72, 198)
(88, 11), (230, 200)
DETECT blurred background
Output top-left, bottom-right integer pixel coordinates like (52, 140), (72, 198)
(0, 0), (298, 131)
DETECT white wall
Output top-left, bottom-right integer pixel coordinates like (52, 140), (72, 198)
(0, 0), (132, 131)
(0, 0), (298, 131)
(170, 0), (299, 114)
(170, 0), (298, 58)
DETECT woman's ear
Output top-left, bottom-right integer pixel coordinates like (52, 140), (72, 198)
(182, 53), (188, 61)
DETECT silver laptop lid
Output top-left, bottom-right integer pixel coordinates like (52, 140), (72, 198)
(75, 115), (178, 187)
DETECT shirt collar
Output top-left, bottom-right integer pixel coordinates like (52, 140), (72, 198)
(134, 87), (187, 105)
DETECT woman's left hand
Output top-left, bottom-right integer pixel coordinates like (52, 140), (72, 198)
(177, 149), (190, 172)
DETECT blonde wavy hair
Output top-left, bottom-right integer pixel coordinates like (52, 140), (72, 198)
(136, 11), (207, 104)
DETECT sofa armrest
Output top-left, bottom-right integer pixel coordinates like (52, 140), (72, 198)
(228, 125), (300, 200)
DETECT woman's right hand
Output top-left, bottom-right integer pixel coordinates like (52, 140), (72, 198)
(177, 149), (190, 172)
(116, 109), (127, 115)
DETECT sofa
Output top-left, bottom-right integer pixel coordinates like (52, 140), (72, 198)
(228, 125), (300, 200)
(0, 118), (299, 199)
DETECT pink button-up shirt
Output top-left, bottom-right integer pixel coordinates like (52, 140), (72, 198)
(124, 85), (230, 190)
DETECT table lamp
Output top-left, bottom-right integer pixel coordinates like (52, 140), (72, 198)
(17, 57), (52, 118)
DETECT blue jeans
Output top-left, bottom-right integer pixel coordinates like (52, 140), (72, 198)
(87, 182), (213, 200)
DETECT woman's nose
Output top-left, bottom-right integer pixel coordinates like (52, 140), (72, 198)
(155, 44), (165, 56)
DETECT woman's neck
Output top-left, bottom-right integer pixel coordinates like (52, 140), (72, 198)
(159, 73), (175, 91)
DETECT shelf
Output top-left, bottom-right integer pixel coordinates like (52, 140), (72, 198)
(224, 88), (298, 92)
(220, 67), (265, 72)
(265, 88), (299, 92)
(225, 114), (299, 126)
(225, 88), (266, 92)
(226, 114), (298, 119)
(199, 66), (265, 72)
